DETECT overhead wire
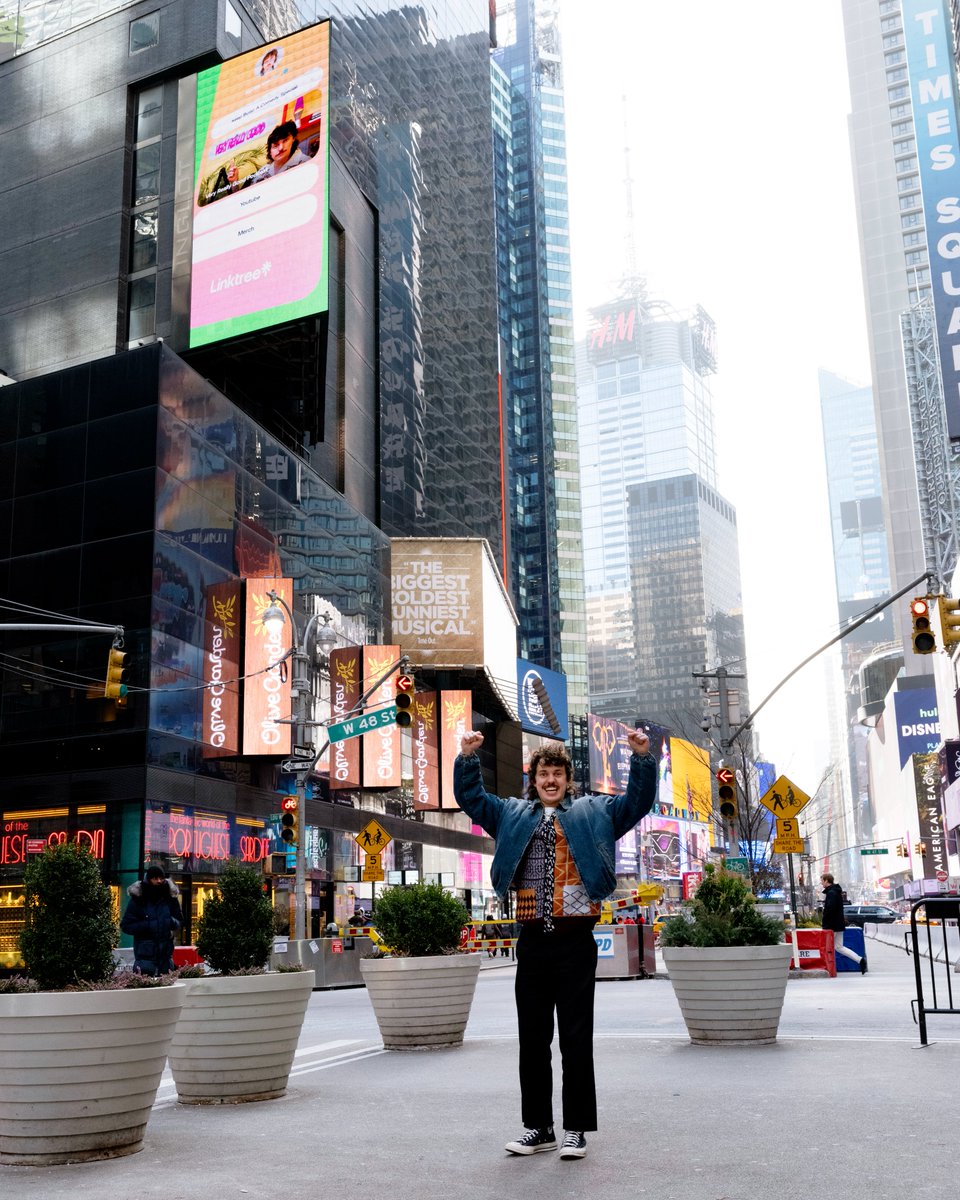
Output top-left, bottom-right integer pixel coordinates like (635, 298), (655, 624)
(0, 646), (296, 696)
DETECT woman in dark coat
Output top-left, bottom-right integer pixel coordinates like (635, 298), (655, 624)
(121, 865), (183, 975)
(821, 873), (866, 973)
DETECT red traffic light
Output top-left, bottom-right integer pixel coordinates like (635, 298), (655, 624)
(281, 796), (298, 812)
(395, 674), (415, 727)
(716, 767), (734, 785)
(910, 596), (936, 654)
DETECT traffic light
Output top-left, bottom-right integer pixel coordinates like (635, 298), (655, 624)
(104, 647), (128, 701)
(280, 796), (298, 846)
(915, 841), (927, 857)
(717, 767), (737, 821)
(910, 597), (936, 654)
(938, 596), (960, 647)
(896, 842), (905, 857)
(395, 673), (415, 728)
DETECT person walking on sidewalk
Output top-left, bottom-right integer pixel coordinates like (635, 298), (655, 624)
(821, 873), (867, 974)
(454, 728), (657, 1160)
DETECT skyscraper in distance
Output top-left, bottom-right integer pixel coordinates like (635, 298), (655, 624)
(841, 0), (930, 659)
(492, 0), (587, 714)
(819, 367), (894, 872)
(577, 292), (746, 733)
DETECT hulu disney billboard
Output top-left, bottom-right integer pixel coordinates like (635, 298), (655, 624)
(188, 22), (330, 347)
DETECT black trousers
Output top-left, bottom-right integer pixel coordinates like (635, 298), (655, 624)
(514, 925), (598, 1132)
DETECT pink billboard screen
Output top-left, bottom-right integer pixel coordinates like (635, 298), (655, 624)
(189, 22), (330, 347)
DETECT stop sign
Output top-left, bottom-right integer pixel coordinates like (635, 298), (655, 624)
(936, 870), (948, 882)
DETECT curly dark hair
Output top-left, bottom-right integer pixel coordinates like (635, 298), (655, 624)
(526, 744), (575, 801)
(266, 120), (299, 156)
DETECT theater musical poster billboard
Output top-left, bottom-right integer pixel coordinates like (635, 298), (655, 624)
(587, 714), (633, 795)
(189, 22), (330, 347)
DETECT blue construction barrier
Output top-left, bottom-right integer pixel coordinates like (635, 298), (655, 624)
(835, 924), (866, 972)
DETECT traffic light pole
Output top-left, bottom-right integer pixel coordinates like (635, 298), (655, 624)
(290, 637), (310, 943)
(694, 664), (744, 853)
(264, 582), (408, 941)
(723, 570), (932, 749)
(0, 623), (123, 633)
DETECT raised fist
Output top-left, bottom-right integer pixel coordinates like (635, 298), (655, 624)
(460, 731), (484, 757)
(626, 729), (650, 756)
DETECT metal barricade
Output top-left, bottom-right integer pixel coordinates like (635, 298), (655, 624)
(910, 897), (960, 1045)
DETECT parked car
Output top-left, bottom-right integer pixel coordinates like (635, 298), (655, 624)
(843, 904), (902, 926)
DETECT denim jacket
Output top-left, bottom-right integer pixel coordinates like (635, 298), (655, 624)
(452, 752), (658, 902)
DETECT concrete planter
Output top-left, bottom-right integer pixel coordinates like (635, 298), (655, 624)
(0, 983), (185, 1166)
(662, 943), (793, 1045)
(360, 954), (481, 1049)
(168, 970), (314, 1104)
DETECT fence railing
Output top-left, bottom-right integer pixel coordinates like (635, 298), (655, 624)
(909, 896), (960, 1045)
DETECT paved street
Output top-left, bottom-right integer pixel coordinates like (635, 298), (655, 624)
(5, 936), (958, 1199)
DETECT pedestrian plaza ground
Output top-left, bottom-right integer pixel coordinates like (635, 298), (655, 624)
(5, 937), (956, 1200)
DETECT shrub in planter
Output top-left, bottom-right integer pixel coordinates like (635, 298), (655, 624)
(360, 883), (477, 1050)
(169, 861), (313, 1104)
(659, 864), (785, 948)
(2, 843), (183, 1165)
(370, 881), (469, 956)
(20, 841), (118, 990)
(195, 860), (273, 973)
(659, 865), (792, 1046)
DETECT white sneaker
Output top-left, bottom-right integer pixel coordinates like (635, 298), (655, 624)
(559, 1131), (587, 1159)
(505, 1127), (557, 1155)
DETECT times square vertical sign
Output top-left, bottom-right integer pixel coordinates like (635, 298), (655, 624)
(903, 0), (960, 439)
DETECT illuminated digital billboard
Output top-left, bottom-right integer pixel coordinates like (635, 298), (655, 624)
(189, 22), (330, 348)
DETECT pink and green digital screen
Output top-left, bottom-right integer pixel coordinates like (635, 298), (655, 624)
(189, 22), (330, 348)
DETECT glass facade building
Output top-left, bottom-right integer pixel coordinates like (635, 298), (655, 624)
(491, 0), (587, 713)
(577, 295), (747, 731)
(841, 0), (929, 654)
(627, 473), (745, 727)
(241, 0), (507, 562)
(819, 368), (894, 865)
(0, 0), (505, 566)
(0, 344), (390, 775)
(0, 0), (517, 958)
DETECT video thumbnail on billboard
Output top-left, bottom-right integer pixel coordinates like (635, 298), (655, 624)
(189, 22), (330, 348)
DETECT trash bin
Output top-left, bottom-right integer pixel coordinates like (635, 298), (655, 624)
(835, 925), (866, 973)
(594, 924), (642, 979)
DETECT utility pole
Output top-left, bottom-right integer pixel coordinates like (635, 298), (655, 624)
(289, 634), (311, 942)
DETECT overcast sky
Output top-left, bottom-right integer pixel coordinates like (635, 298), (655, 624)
(559, 0), (871, 791)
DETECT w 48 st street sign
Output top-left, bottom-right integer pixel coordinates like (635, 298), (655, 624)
(327, 705), (397, 744)
(279, 707), (400, 771)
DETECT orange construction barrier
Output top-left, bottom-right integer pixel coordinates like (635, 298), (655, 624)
(788, 929), (836, 977)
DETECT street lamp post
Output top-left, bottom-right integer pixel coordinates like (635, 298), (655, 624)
(262, 592), (338, 942)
